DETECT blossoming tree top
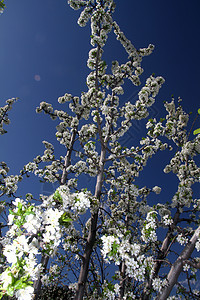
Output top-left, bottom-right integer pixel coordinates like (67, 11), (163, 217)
(0, 1), (200, 299)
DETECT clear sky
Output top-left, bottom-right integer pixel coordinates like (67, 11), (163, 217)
(0, 0), (200, 199)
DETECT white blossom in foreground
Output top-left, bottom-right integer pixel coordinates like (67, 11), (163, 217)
(0, 268), (12, 292)
(0, 187), (92, 298)
(15, 286), (34, 300)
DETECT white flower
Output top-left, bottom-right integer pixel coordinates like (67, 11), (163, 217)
(6, 224), (18, 238)
(146, 211), (157, 221)
(195, 239), (200, 252)
(183, 263), (190, 272)
(123, 291), (136, 299)
(15, 285), (34, 300)
(114, 283), (120, 295)
(193, 289), (200, 296)
(0, 269), (12, 289)
(162, 215), (173, 226)
(74, 192), (90, 212)
(152, 277), (162, 292)
(141, 211), (158, 243)
(131, 243), (140, 256)
(101, 235), (119, 258)
(13, 198), (26, 207)
(28, 238), (39, 255)
(24, 254), (41, 280)
(41, 274), (50, 286)
(7, 214), (14, 225)
(24, 214), (41, 234)
(152, 186), (161, 194)
(68, 282), (77, 292)
(50, 264), (59, 274)
(177, 234), (188, 246)
(43, 208), (63, 226)
(3, 244), (18, 264)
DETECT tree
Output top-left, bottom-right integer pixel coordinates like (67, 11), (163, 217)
(0, 0), (200, 299)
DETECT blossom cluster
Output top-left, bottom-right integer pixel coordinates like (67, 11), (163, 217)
(101, 234), (155, 284)
(119, 75), (165, 136)
(162, 215), (173, 226)
(101, 281), (120, 300)
(0, 160), (23, 196)
(0, 187), (90, 299)
(0, 98), (18, 135)
(141, 211), (158, 243)
(0, 198), (42, 299)
(176, 233), (188, 246)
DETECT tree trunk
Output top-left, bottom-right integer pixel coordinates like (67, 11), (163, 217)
(33, 255), (49, 300)
(75, 147), (106, 300)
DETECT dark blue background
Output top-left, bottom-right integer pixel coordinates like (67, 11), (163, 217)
(0, 0), (200, 199)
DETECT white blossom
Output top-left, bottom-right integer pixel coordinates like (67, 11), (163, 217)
(195, 239), (200, 252)
(15, 286), (34, 300)
(177, 234), (188, 246)
(162, 215), (173, 226)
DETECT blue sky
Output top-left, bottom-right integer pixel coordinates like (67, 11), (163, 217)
(0, 0), (200, 199)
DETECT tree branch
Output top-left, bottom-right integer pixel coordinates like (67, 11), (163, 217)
(157, 225), (200, 299)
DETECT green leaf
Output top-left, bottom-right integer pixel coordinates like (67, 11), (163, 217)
(9, 209), (15, 215)
(198, 108), (200, 114)
(53, 190), (63, 204)
(14, 280), (32, 290)
(24, 209), (34, 216)
(102, 60), (107, 67)
(17, 202), (23, 213)
(109, 240), (119, 256)
(62, 216), (72, 223)
(0, 1), (5, 9)
(125, 230), (131, 236)
(0, 292), (4, 299)
(59, 212), (72, 227)
(193, 128), (200, 135)
(107, 282), (114, 291)
(6, 285), (14, 297)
